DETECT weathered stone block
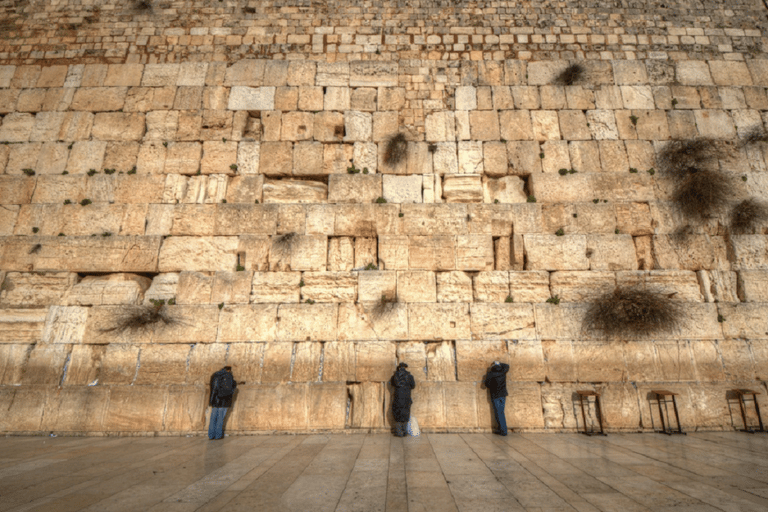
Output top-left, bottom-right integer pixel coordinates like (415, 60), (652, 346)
(277, 303), (337, 342)
(0, 272), (76, 307)
(409, 236), (456, 270)
(382, 175), (422, 204)
(263, 179), (327, 203)
(456, 235), (494, 271)
(396, 271), (436, 303)
(349, 382), (384, 428)
(158, 236), (237, 272)
(301, 272), (357, 303)
(436, 270), (472, 303)
(409, 303), (470, 340)
(443, 175), (482, 203)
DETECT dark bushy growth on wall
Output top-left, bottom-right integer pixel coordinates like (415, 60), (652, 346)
(553, 63), (584, 86)
(583, 287), (684, 339)
(384, 133), (407, 167)
(101, 299), (178, 334)
(730, 198), (768, 234)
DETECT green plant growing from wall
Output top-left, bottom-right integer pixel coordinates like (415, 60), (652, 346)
(546, 295), (560, 304)
(583, 287), (684, 339)
(384, 133), (407, 167)
(22, 168), (34, 176)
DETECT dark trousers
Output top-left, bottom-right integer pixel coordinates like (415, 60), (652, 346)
(394, 421), (408, 436)
(492, 397), (507, 435)
(208, 407), (228, 439)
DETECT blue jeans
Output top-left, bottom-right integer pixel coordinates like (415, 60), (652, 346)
(492, 397), (507, 435)
(208, 407), (227, 439)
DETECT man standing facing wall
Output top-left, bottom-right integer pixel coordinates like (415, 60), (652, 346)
(484, 361), (510, 436)
(208, 366), (237, 440)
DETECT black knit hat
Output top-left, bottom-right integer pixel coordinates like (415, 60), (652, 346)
(397, 362), (408, 369)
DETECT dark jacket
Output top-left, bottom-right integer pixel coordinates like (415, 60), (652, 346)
(484, 363), (509, 400)
(390, 368), (416, 423)
(209, 369), (237, 408)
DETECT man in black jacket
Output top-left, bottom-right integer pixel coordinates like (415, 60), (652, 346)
(208, 366), (237, 440)
(390, 363), (416, 437)
(484, 361), (510, 436)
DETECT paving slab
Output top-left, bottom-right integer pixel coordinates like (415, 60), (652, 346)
(1, 433), (768, 511)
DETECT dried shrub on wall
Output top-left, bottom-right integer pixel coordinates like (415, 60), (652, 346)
(583, 287), (684, 339)
(273, 232), (297, 258)
(101, 299), (178, 335)
(369, 293), (399, 322)
(658, 139), (736, 223)
(384, 133), (407, 167)
(740, 126), (768, 146)
(730, 198), (768, 234)
(553, 63), (584, 86)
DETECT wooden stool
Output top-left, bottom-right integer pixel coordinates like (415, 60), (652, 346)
(576, 390), (606, 436)
(733, 389), (765, 433)
(652, 390), (686, 435)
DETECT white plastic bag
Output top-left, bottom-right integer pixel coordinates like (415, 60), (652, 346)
(407, 416), (420, 436)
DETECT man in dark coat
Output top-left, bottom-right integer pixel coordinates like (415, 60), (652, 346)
(390, 363), (416, 437)
(208, 366), (237, 440)
(484, 360), (510, 436)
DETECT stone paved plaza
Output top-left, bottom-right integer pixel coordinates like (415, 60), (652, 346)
(2, 432), (768, 512)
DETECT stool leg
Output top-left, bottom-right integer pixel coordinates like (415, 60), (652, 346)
(671, 396), (684, 434)
(738, 394), (749, 432)
(579, 396), (588, 435)
(596, 396), (605, 435)
(754, 395), (765, 432)
(657, 396), (668, 434)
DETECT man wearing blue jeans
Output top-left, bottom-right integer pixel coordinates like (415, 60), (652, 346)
(484, 361), (510, 436)
(208, 366), (237, 440)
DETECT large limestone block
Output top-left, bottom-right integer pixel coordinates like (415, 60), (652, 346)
(382, 175), (422, 204)
(21, 344), (70, 385)
(528, 173), (591, 203)
(225, 343), (264, 384)
(426, 341), (456, 382)
(215, 204), (277, 236)
(176, 272), (213, 305)
(396, 271), (437, 303)
(456, 235), (494, 271)
(250, 272), (301, 303)
(508, 271), (550, 303)
(408, 303), (470, 341)
(0, 176), (35, 205)
(408, 236), (456, 270)
(505, 339), (545, 381)
(292, 142), (324, 176)
(506, 382), (545, 429)
(0, 272), (76, 307)
(436, 271), (473, 303)
(483, 176), (527, 204)
(328, 174), (382, 204)
(233, 384), (308, 430)
(43, 386), (109, 432)
(91, 113), (145, 141)
(99, 344), (140, 385)
(550, 271), (616, 302)
(616, 270), (703, 302)
(654, 341), (697, 381)
(358, 270), (397, 302)
(322, 341), (356, 382)
(307, 383), (346, 429)
(690, 340), (726, 382)
(718, 303), (768, 340)
(355, 341), (396, 382)
(0, 236), (161, 273)
(0, 344), (30, 385)
(585, 234), (638, 271)
(0, 113), (35, 142)
(405, 381), (446, 429)
(432, 142), (459, 174)
(653, 235), (730, 271)
(0, 387), (47, 431)
(473, 271), (510, 302)
(301, 272), (357, 303)
(263, 179), (327, 204)
(64, 273), (150, 306)
(401, 204), (468, 235)
(524, 235), (589, 271)
(737, 270), (768, 301)
(228, 86), (275, 110)
(41, 305), (87, 345)
(102, 387), (167, 432)
(133, 344), (190, 385)
(425, 111), (456, 142)
(591, 173), (654, 202)
(269, 234), (327, 272)
(443, 175), (482, 203)
(158, 236), (238, 272)
(349, 382), (384, 428)
(185, 343), (228, 386)
(396, 342), (427, 382)
(730, 235), (768, 270)
(719, 339), (757, 381)
(211, 271), (253, 304)
(572, 341), (626, 382)
(470, 303), (537, 341)
(442, 381), (478, 428)
(163, 385), (207, 432)
(277, 303), (338, 342)
(535, 303), (589, 340)
(291, 342), (323, 382)
(260, 342), (293, 383)
(328, 237), (355, 271)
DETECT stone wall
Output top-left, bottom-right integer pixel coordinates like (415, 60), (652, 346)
(2, 0), (768, 434)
